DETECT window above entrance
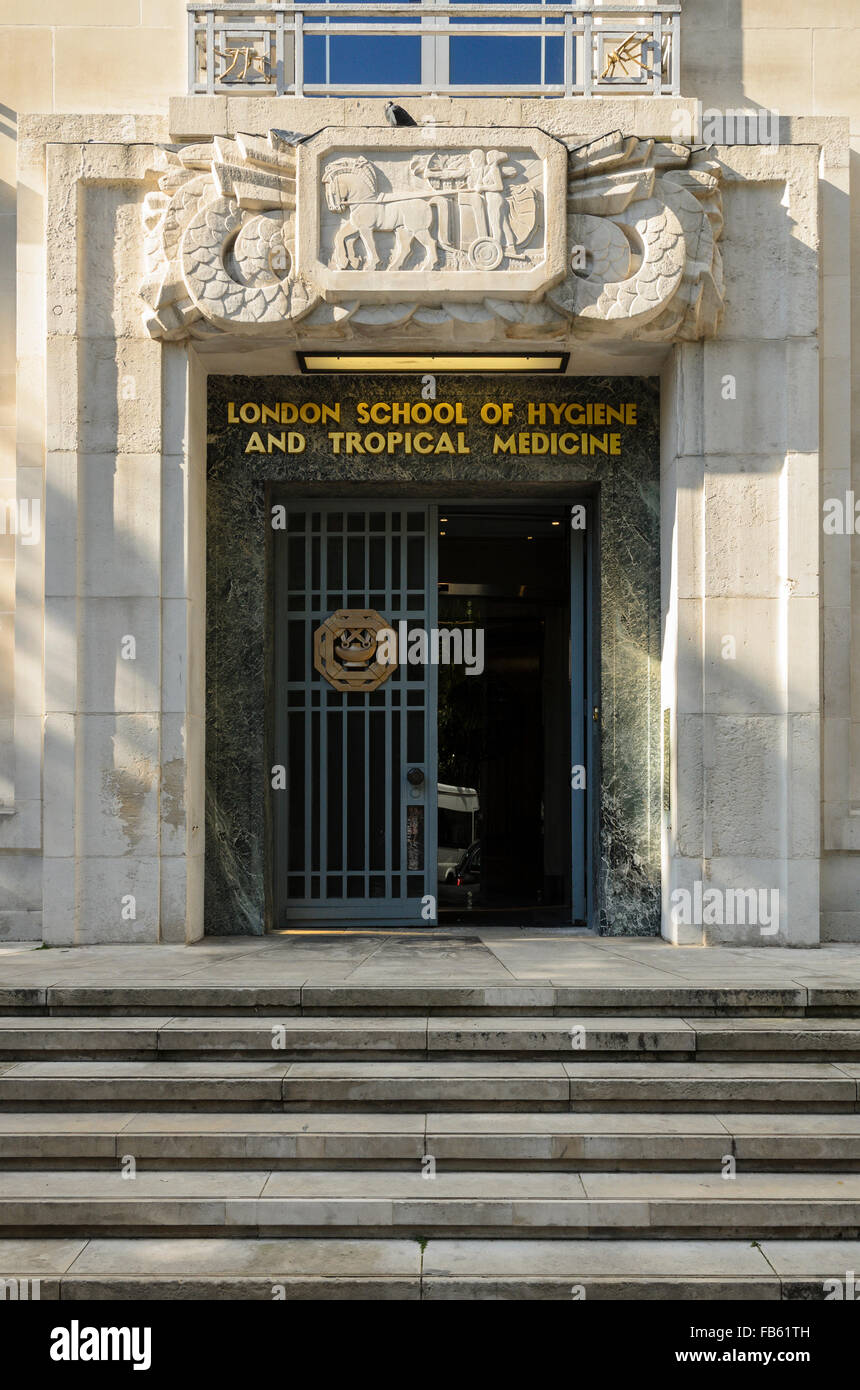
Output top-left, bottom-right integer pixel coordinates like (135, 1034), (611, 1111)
(188, 2), (680, 99)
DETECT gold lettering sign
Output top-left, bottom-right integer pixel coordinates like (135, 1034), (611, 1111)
(229, 395), (639, 457)
(313, 609), (396, 692)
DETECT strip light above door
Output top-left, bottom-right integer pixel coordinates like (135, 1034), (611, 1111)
(298, 353), (569, 374)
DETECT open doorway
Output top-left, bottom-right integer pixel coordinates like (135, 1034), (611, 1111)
(436, 503), (580, 924)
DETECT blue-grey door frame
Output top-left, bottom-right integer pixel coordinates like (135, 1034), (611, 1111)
(570, 518), (594, 925)
(434, 495), (596, 928)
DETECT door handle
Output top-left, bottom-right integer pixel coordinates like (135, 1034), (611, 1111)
(407, 767), (425, 787)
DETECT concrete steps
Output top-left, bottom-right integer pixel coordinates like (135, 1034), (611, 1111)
(3, 1169), (860, 1239)
(1, 1058), (857, 1111)
(3, 985), (860, 1296)
(8, 1237), (859, 1300)
(3, 1111), (860, 1170)
(5, 1014), (860, 1061)
(4, 984), (860, 1017)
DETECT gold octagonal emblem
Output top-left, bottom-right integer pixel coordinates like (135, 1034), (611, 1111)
(313, 608), (397, 692)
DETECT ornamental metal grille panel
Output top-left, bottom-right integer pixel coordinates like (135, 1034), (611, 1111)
(273, 502), (437, 924)
(188, 3), (681, 99)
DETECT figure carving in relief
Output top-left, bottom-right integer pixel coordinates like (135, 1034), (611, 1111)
(466, 150), (518, 257)
(322, 149), (538, 273)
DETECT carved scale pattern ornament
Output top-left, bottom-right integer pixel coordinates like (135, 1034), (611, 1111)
(140, 128), (723, 344)
(141, 131), (319, 340)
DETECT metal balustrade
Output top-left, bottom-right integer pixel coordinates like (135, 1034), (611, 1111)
(188, 3), (680, 98)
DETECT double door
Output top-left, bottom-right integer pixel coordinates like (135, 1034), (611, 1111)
(271, 500), (590, 926)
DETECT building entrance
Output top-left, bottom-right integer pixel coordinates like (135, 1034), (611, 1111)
(271, 498), (592, 927)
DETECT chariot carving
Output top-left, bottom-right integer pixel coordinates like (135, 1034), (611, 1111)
(321, 149), (539, 274)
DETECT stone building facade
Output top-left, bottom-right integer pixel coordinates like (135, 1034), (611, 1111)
(0, 1), (857, 947)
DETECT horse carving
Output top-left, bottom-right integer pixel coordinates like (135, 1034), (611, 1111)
(322, 156), (448, 272)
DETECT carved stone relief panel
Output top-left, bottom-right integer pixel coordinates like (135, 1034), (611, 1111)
(141, 125), (724, 343)
(298, 126), (567, 302)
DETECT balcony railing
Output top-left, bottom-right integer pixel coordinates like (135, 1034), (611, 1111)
(188, 3), (680, 98)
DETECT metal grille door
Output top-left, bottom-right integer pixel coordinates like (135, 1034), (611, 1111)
(272, 502), (437, 925)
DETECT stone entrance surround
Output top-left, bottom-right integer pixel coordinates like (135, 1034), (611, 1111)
(206, 373), (661, 937)
(1, 96), (842, 947)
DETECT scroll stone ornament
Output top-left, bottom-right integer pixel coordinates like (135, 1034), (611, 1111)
(140, 130), (320, 340)
(140, 127), (723, 344)
(547, 131), (724, 342)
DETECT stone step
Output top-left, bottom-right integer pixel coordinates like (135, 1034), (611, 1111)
(1, 1059), (857, 1112)
(2, 1236), (856, 1300)
(3, 1110), (860, 1170)
(3, 1169), (860, 1238)
(4, 983), (858, 1019)
(3, 1015), (860, 1061)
